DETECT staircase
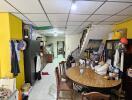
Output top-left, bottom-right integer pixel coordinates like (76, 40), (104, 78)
(71, 47), (80, 61)
(80, 25), (113, 57)
(71, 25), (113, 60)
(80, 26), (91, 57)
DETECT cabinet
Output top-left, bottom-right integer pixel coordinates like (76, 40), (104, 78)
(24, 39), (40, 85)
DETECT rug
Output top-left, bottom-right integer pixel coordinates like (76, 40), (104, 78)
(41, 72), (50, 75)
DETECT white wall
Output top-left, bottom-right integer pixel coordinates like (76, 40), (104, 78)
(65, 34), (82, 58)
(46, 36), (65, 58)
(32, 30), (42, 40)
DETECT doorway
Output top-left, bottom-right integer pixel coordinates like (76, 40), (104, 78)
(57, 41), (65, 57)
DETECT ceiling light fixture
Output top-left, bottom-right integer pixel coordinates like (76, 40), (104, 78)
(71, 4), (77, 10)
(54, 33), (58, 37)
(71, 0), (77, 10)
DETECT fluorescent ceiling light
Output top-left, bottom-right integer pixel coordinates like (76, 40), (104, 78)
(54, 33), (58, 37)
(71, 3), (77, 10)
(44, 28), (64, 36)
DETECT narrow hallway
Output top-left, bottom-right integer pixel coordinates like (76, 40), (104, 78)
(28, 55), (65, 100)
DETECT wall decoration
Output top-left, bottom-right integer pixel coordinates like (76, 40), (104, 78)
(17, 40), (27, 51)
(112, 28), (127, 39)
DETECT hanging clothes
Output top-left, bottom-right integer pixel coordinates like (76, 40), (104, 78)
(11, 40), (20, 76)
(15, 41), (20, 61)
(114, 49), (120, 67)
(34, 55), (41, 80)
(36, 55), (41, 73)
(120, 52), (124, 72)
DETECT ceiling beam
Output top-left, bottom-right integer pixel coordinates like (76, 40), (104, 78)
(38, 0), (53, 27)
(98, 5), (132, 25)
(75, 0), (132, 3)
(4, 0), (35, 25)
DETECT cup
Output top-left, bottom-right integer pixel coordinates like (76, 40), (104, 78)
(80, 68), (84, 74)
(109, 72), (113, 77)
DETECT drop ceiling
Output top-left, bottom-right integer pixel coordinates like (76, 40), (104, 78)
(0, 0), (132, 36)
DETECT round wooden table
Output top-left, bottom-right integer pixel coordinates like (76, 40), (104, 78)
(66, 67), (121, 90)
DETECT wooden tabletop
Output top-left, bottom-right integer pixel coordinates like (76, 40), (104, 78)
(66, 67), (121, 89)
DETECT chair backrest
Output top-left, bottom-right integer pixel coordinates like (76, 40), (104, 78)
(59, 61), (67, 76)
(82, 92), (110, 100)
(55, 67), (61, 87)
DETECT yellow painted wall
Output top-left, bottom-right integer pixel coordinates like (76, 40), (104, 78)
(15, 51), (25, 89)
(0, 57), (1, 77)
(9, 14), (23, 40)
(113, 19), (132, 39)
(0, 13), (12, 77)
(0, 13), (25, 89)
(9, 14), (25, 89)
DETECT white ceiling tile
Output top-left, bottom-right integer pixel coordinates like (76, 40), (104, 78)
(65, 29), (75, 31)
(106, 15), (129, 21)
(56, 27), (65, 31)
(54, 27), (66, 29)
(95, 2), (131, 14)
(108, 0), (132, 2)
(54, 25), (65, 28)
(34, 22), (51, 26)
(0, 0), (17, 12)
(80, 22), (92, 29)
(117, 6), (132, 15)
(6, 0), (43, 13)
(92, 21), (100, 25)
(12, 13), (28, 21)
(23, 21), (34, 25)
(71, 1), (103, 14)
(67, 21), (83, 26)
(67, 26), (79, 29)
(65, 31), (73, 33)
(48, 14), (68, 21)
(88, 15), (110, 21)
(25, 14), (48, 21)
(44, 28), (65, 36)
(87, 25), (113, 39)
(52, 22), (66, 27)
(65, 31), (74, 35)
(69, 14), (89, 21)
(53, 26), (65, 30)
(66, 26), (79, 31)
(99, 21), (116, 25)
(41, 0), (71, 13)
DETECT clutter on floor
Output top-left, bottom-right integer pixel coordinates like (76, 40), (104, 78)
(21, 83), (32, 100)
(0, 78), (18, 100)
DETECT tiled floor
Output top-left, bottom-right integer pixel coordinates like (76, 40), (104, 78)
(28, 55), (72, 100)
(28, 55), (122, 100)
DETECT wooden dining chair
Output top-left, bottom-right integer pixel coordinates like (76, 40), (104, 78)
(55, 67), (74, 100)
(59, 61), (67, 80)
(81, 92), (110, 100)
